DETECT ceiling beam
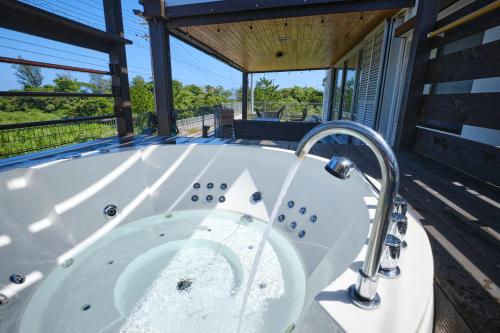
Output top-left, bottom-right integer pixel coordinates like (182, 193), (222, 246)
(165, 0), (415, 28)
(0, 0), (131, 53)
(168, 28), (246, 72)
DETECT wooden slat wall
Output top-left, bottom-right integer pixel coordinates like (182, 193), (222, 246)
(420, 93), (500, 132)
(426, 40), (500, 83)
(413, 2), (500, 184)
(414, 127), (500, 185)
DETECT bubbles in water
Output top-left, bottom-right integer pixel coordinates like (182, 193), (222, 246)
(236, 159), (302, 333)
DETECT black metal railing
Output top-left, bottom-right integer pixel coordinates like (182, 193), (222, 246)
(0, 116), (117, 158)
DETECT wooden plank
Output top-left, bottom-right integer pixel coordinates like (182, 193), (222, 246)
(396, 151), (500, 261)
(434, 284), (473, 333)
(411, 205), (500, 333)
(394, 0), (440, 149)
(183, 9), (398, 72)
(393, 0), (466, 38)
(0, 56), (110, 75)
(419, 93), (500, 131)
(432, 8), (500, 48)
(413, 127), (500, 186)
(165, 0), (414, 28)
(426, 40), (500, 83)
(434, 0), (495, 28)
(394, 17), (415, 37)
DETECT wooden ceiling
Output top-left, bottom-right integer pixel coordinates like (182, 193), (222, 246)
(177, 9), (398, 72)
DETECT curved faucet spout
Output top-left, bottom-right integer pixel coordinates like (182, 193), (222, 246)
(295, 120), (400, 309)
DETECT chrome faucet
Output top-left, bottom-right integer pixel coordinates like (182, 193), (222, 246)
(296, 120), (400, 309)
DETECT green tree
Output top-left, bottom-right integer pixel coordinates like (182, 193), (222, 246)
(254, 78), (280, 102)
(88, 74), (111, 93)
(12, 57), (43, 88)
(70, 98), (114, 117)
(203, 85), (231, 106)
(130, 76), (154, 114)
(53, 74), (81, 92)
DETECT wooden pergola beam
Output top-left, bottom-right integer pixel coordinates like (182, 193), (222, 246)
(165, 0), (415, 28)
(143, 0), (175, 136)
(105, 0), (135, 137)
(168, 28), (246, 72)
(0, 0), (131, 53)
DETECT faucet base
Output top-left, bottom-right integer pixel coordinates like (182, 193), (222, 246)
(347, 284), (381, 310)
(378, 265), (401, 279)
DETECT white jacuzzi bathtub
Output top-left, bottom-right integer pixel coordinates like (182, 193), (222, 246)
(0, 142), (434, 332)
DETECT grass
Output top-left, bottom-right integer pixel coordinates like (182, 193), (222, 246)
(0, 116), (117, 158)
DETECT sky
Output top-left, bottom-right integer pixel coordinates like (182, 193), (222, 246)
(0, 0), (326, 92)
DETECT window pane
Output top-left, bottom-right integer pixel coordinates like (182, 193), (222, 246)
(341, 57), (357, 120)
(332, 68), (343, 120)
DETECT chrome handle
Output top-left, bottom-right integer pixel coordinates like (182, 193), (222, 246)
(391, 212), (408, 249)
(378, 234), (401, 278)
(393, 196), (407, 215)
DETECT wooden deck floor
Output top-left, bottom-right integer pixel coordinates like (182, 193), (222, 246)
(181, 136), (500, 333)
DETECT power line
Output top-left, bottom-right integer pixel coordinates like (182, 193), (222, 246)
(46, 0), (146, 35)
(69, 0), (149, 32)
(0, 36), (108, 62)
(21, 0), (147, 36)
(0, 36), (150, 73)
(0, 44), (109, 69)
(84, 0), (143, 23)
(22, 0), (102, 30)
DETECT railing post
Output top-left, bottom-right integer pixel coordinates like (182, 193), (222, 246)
(103, 0), (134, 137)
(242, 72), (248, 120)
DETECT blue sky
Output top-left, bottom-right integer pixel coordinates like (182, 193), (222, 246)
(0, 0), (325, 92)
